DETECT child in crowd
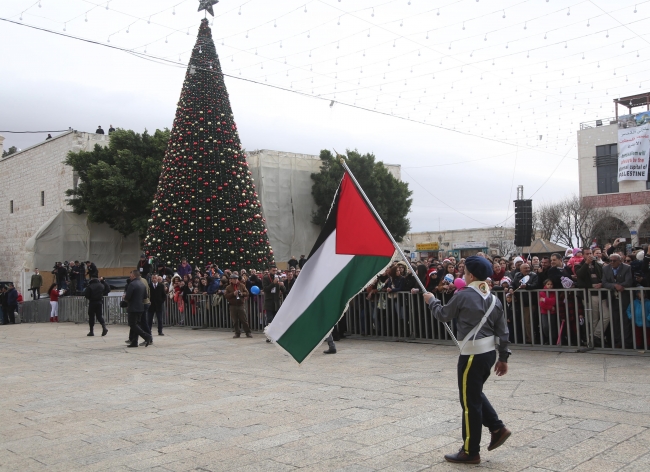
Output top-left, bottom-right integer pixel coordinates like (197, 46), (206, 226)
(538, 279), (557, 345)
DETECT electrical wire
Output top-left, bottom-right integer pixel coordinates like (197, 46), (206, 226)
(0, 16), (567, 157)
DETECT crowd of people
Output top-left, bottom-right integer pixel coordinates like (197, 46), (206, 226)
(370, 239), (649, 349)
(11, 242), (650, 350)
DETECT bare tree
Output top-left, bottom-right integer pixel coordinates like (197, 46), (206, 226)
(534, 195), (630, 248)
(534, 202), (561, 242)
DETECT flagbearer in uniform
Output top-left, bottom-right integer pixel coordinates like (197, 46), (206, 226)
(423, 256), (511, 465)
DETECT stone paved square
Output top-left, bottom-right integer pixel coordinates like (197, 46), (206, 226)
(1, 324), (650, 471)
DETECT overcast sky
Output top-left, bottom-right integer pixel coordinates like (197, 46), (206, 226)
(1, 0), (647, 232)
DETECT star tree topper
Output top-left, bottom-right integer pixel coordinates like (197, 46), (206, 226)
(198, 0), (219, 17)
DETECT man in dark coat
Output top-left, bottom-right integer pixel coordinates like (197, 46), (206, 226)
(86, 261), (98, 279)
(601, 254), (634, 348)
(148, 275), (166, 336)
(84, 278), (108, 336)
(124, 271), (152, 348)
(263, 266), (286, 342)
(298, 255), (307, 269)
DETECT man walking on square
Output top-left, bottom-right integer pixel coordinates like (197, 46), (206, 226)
(224, 272), (252, 338)
(148, 275), (166, 336)
(124, 270), (152, 348)
(424, 256), (511, 464)
(84, 278), (108, 337)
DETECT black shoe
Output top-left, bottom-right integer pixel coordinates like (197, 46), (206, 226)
(139, 341), (146, 346)
(323, 348), (337, 354)
(245, 333), (253, 338)
(144, 337), (153, 347)
(488, 427), (511, 451)
(126, 344), (138, 348)
(593, 336), (603, 348)
(102, 327), (108, 336)
(87, 332), (94, 336)
(233, 334), (241, 338)
(444, 448), (480, 464)
(266, 339), (271, 343)
(158, 333), (164, 336)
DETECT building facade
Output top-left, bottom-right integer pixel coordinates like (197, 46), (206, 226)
(578, 94), (650, 246)
(401, 226), (517, 261)
(0, 131), (134, 293)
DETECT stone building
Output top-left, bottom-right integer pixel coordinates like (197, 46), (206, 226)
(0, 131), (139, 294)
(578, 93), (650, 246)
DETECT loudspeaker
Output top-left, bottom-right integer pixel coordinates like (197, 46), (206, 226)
(514, 199), (533, 247)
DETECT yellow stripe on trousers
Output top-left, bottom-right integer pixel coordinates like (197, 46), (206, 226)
(462, 355), (475, 455)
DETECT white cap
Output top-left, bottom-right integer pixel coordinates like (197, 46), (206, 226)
(513, 256), (524, 264)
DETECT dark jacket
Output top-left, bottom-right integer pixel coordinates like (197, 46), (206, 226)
(224, 283), (249, 306)
(206, 277), (220, 295)
(6, 287), (18, 306)
(575, 261), (603, 289)
(56, 266), (68, 280)
(84, 279), (105, 302)
(101, 280), (111, 296)
(602, 263), (634, 290)
(546, 266), (565, 289)
(87, 263), (98, 278)
(149, 281), (166, 310)
(263, 274), (286, 311)
(137, 260), (152, 278)
(70, 264), (81, 279)
(298, 257), (307, 269)
(124, 277), (146, 312)
(288, 258), (299, 268)
(512, 271), (539, 307)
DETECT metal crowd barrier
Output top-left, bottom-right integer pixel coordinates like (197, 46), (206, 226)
(18, 298), (52, 323)
(25, 293), (270, 333)
(18, 287), (650, 353)
(346, 288), (650, 353)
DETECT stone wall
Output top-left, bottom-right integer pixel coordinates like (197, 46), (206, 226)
(0, 132), (110, 292)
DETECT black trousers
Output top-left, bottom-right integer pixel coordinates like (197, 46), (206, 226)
(5, 305), (16, 324)
(30, 288), (40, 300)
(457, 351), (504, 456)
(88, 301), (106, 330)
(128, 311), (150, 344)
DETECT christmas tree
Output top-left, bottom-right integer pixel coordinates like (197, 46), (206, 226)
(144, 18), (274, 270)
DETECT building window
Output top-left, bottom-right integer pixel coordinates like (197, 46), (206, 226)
(41, 191), (45, 206)
(10, 200), (13, 213)
(596, 143), (619, 194)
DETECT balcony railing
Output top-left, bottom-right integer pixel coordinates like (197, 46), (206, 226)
(580, 117), (616, 130)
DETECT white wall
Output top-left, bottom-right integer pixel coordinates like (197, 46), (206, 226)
(0, 131), (110, 292)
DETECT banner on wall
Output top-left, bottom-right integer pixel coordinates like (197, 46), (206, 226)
(618, 124), (650, 182)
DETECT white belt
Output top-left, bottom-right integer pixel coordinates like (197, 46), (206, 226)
(460, 335), (497, 355)
(458, 294), (498, 356)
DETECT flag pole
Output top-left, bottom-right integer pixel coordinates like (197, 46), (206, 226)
(338, 157), (459, 349)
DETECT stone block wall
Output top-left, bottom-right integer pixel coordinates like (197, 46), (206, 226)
(0, 132), (110, 292)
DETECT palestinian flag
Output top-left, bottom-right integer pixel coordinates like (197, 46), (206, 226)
(265, 172), (396, 363)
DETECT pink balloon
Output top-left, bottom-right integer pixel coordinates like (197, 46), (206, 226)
(453, 278), (466, 290)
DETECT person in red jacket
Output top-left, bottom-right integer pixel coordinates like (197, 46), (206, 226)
(48, 283), (59, 322)
(538, 279), (557, 344)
